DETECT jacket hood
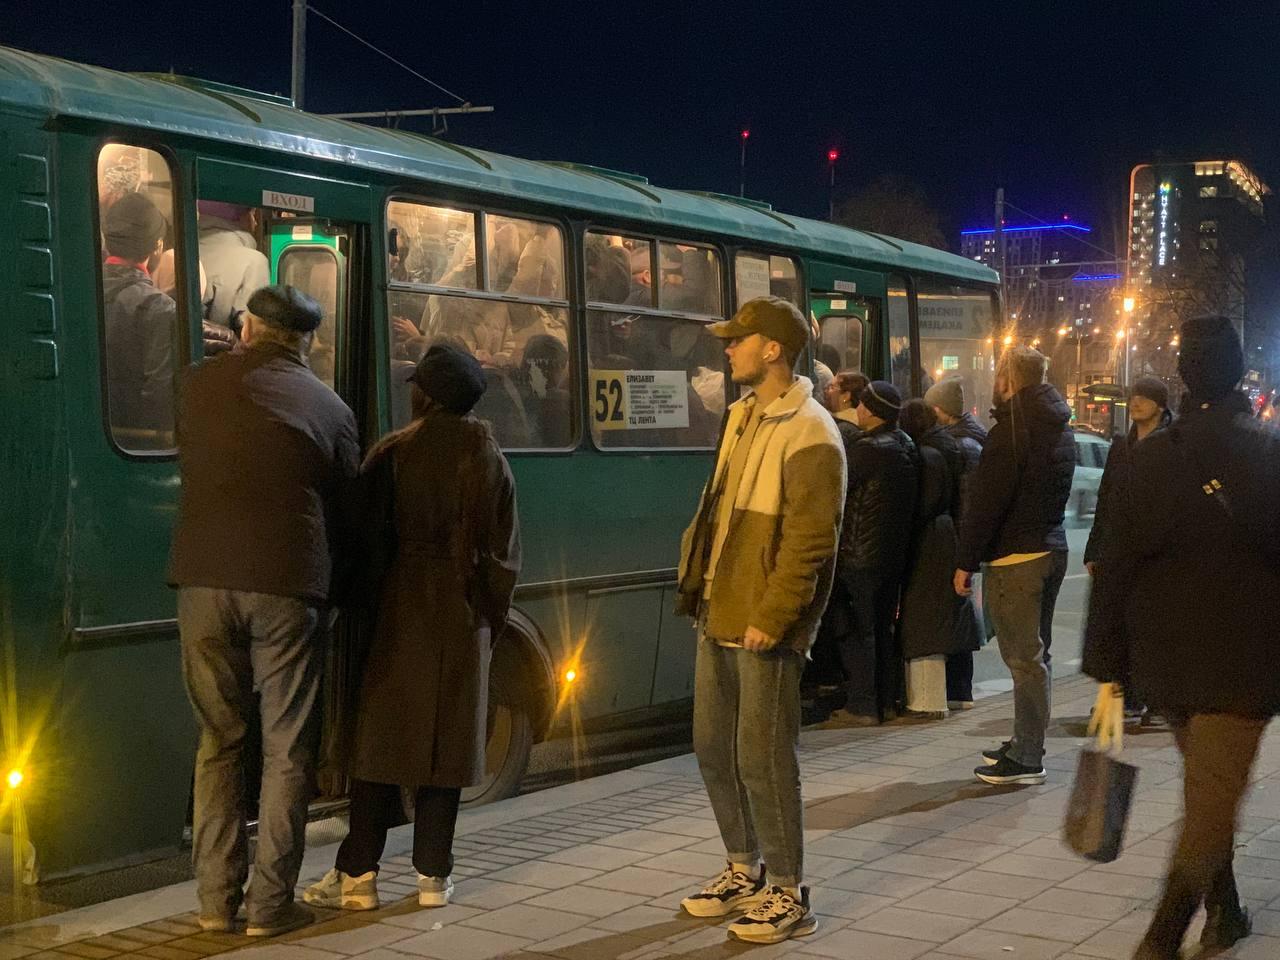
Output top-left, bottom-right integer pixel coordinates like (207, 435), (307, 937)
(996, 383), (1070, 427)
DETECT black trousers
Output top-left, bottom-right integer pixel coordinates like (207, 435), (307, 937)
(1140, 712), (1269, 957)
(335, 778), (462, 879)
(945, 652), (974, 703)
(838, 571), (902, 719)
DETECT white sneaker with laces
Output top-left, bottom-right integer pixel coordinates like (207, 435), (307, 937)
(302, 868), (379, 910)
(680, 863), (767, 917)
(418, 874), (453, 907)
(726, 885), (818, 944)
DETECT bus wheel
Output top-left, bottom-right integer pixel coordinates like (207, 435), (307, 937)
(400, 673), (534, 820)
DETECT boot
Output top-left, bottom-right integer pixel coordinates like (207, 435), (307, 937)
(1200, 904), (1250, 950)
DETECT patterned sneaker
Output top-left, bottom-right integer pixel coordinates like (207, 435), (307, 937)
(418, 874), (454, 907)
(303, 868), (379, 910)
(680, 863), (767, 917)
(727, 885), (818, 944)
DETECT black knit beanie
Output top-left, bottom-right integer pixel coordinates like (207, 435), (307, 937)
(1178, 315), (1243, 401)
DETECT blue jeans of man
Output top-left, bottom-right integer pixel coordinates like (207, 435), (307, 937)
(178, 587), (326, 926)
(692, 640), (805, 888)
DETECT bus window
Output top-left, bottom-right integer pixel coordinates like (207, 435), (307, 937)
(386, 199), (574, 449)
(735, 252), (799, 308)
(659, 242), (722, 316)
(387, 199), (478, 289)
(278, 244), (341, 389)
(486, 215), (564, 300)
(916, 279), (997, 423)
(586, 311), (723, 450)
(96, 144), (183, 454)
(818, 314), (864, 374)
(887, 276), (912, 396)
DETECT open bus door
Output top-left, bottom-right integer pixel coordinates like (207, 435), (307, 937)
(806, 262), (911, 391)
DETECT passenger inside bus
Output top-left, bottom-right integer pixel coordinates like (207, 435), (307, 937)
(101, 192), (177, 441)
(197, 201), (270, 331)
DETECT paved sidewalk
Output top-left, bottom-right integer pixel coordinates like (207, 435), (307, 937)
(7, 674), (1280, 960)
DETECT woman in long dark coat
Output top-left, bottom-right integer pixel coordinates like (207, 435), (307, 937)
(897, 399), (981, 720)
(306, 344), (521, 912)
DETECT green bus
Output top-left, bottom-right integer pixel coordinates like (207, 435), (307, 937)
(0, 45), (999, 882)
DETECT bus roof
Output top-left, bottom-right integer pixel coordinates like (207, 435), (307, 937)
(0, 45), (997, 287)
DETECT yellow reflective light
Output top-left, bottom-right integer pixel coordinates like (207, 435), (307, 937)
(6, 770), (23, 790)
(1002, 335), (1014, 346)
(563, 669), (577, 684)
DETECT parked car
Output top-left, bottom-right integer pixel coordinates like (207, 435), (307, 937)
(1071, 428), (1110, 517)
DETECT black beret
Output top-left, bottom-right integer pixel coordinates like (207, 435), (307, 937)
(246, 284), (324, 333)
(1178, 315), (1243, 401)
(407, 343), (487, 414)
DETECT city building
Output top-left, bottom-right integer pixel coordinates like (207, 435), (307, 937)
(959, 220), (1124, 420)
(1127, 159), (1271, 389)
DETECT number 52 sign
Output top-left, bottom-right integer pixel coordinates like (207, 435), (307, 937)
(590, 369), (690, 431)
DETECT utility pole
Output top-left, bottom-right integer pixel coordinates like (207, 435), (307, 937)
(827, 149), (839, 221)
(291, 0), (306, 109)
(994, 187), (1006, 326)
(739, 129), (749, 197)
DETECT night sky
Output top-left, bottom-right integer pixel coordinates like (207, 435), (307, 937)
(10, 1), (1280, 255)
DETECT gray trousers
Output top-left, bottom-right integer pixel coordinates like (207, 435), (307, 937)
(692, 640), (805, 888)
(983, 552), (1067, 767)
(178, 587), (326, 924)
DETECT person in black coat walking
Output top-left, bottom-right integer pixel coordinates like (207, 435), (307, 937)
(1083, 316), (1280, 960)
(897, 400), (981, 721)
(954, 347), (1075, 785)
(827, 381), (918, 726)
(925, 377), (988, 709)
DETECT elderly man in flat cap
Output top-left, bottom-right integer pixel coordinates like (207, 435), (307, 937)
(170, 284), (360, 937)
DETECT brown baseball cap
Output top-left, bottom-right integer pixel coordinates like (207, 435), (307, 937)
(708, 295), (809, 356)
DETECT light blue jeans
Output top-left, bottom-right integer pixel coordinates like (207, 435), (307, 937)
(692, 641), (805, 888)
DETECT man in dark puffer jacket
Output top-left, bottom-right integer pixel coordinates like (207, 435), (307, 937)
(827, 381), (918, 726)
(954, 346), (1074, 785)
(1083, 316), (1280, 960)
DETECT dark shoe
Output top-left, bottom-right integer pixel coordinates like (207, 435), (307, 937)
(974, 755), (1046, 785)
(981, 741), (1011, 765)
(823, 708), (879, 728)
(246, 902), (312, 937)
(1130, 942), (1177, 960)
(1201, 905), (1251, 950)
(896, 709), (948, 723)
(881, 707), (900, 723)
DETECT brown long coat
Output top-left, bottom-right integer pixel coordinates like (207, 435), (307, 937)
(348, 411), (521, 788)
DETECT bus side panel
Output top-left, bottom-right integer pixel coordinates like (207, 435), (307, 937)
(0, 113), (73, 880)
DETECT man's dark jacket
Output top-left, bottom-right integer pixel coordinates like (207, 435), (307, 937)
(956, 383), (1075, 571)
(103, 262), (176, 433)
(838, 420), (918, 577)
(1083, 410), (1172, 565)
(168, 342), (361, 605)
(1082, 393), (1280, 716)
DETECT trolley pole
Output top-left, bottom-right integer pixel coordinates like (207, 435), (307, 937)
(739, 129), (749, 197)
(291, 0), (306, 110)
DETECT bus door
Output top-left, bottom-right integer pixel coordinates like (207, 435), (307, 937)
(190, 160), (375, 804)
(807, 262), (912, 395)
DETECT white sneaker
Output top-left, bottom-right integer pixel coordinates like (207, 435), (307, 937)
(303, 868), (379, 910)
(418, 874), (453, 907)
(727, 885), (818, 944)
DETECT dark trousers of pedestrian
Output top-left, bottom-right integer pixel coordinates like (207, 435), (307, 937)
(1139, 712), (1268, 958)
(178, 587), (326, 927)
(945, 652), (974, 703)
(693, 640), (806, 889)
(838, 570), (902, 720)
(983, 551), (1066, 767)
(335, 779), (462, 878)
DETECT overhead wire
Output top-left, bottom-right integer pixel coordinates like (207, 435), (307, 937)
(306, 4), (471, 106)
